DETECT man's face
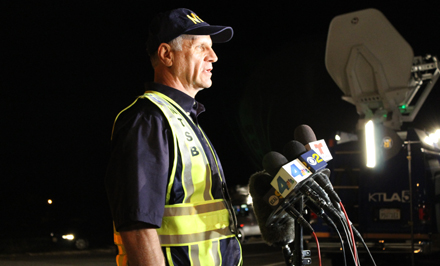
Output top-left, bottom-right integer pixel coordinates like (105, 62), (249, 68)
(172, 35), (218, 94)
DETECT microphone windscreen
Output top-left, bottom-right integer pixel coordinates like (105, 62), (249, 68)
(283, 140), (307, 161)
(294, 124), (317, 145)
(249, 171), (295, 246)
(262, 151), (288, 176)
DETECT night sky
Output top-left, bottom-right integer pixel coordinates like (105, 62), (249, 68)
(2, 2), (440, 237)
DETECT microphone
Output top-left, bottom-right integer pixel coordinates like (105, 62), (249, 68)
(249, 171), (296, 246)
(283, 140), (307, 161)
(262, 151), (288, 176)
(262, 152), (317, 227)
(282, 139), (341, 215)
(283, 140), (332, 203)
(293, 125), (316, 146)
(264, 151), (313, 198)
(293, 125), (341, 204)
(263, 147), (332, 228)
(263, 149), (333, 218)
(298, 149), (328, 173)
(249, 151), (316, 245)
(287, 130), (364, 264)
(294, 124), (333, 162)
(284, 140), (327, 173)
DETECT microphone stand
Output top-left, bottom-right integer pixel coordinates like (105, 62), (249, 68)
(292, 195), (312, 266)
(267, 182), (319, 265)
(276, 195), (312, 266)
(404, 140), (419, 266)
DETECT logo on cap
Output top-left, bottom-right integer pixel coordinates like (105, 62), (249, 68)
(187, 13), (204, 24)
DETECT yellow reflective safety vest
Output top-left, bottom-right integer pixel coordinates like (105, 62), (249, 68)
(113, 91), (242, 266)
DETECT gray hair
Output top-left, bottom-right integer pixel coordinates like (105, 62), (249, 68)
(149, 34), (198, 67)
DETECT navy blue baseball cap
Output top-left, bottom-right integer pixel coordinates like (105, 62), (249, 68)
(147, 8), (234, 56)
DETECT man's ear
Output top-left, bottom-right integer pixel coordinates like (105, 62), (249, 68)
(157, 43), (173, 67)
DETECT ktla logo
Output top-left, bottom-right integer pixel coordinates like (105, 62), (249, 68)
(187, 13), (204, 24)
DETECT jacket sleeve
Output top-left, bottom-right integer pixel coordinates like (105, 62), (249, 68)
(105, 104), (172, 231)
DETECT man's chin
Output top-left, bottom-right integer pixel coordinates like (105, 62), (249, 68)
(193, 80), (212, 93)
(198, 82), (212, 90)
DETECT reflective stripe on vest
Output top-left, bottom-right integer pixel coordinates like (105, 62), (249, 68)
(144, 91), (214, 203)
(157, 199), (231, 245)
(165, 240), (221, 266)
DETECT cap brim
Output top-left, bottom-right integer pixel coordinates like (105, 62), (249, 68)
(185, 25), (234, 43)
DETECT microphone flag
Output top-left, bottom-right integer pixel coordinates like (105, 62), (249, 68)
(305, 139), (333, 162)
(270, 159), (311, 198)
(298, 149), (328, 173)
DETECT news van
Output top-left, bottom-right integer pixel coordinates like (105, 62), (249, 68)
(308, 128), (440, 264)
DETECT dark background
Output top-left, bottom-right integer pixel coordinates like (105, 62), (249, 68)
(2, 1), (440, 243)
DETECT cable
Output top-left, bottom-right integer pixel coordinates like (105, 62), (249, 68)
(320, 189), (356, 266)
(324, 202), (355, 266)
(340, 202), (358, 266)
(338, 212), (357, 265)
(312, 232), (322, 266)
(321, 213), (347, 266)
(352, 226), (377, 266)
(312, 171), (370, 265)
(300, 184), (356, 265)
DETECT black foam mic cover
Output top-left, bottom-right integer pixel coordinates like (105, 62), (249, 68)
(283, 140), (307, 161)
(249, 171), (295, 246)
(262, 151), (288, 176)
(294, 124), (317, 145)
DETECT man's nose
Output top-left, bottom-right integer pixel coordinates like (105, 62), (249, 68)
(207, 47), (218, 63)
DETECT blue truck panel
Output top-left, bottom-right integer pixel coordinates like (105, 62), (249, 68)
(311, 128), (440, 256)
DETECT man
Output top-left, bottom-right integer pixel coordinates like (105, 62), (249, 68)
(105, 8), (242, 266)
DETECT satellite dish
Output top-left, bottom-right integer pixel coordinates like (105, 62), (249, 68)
(325, 8), (439, 130)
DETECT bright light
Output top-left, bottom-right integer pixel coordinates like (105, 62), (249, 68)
(424, 130), (439, 146)
(47, 199), (53, 205)
(335, 134), (341, 141)
(246, 195), (253, 205)
(62, 234), (75, 240)
(365, 120), (376, 168)
(431, 130), (440, 143)
(424, 135), (434, 146)
(421, 129), (440, 149)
